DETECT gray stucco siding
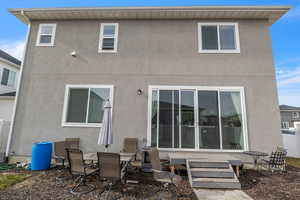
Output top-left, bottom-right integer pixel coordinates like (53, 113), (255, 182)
(10, 19), (281, 157)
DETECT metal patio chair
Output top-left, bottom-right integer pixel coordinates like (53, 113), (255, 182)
(53, 141), (66, 168)
(121, 138), (138, 160)
(148, 148), (182, 199)
(259, 150), (287, 172)
(65, 138), (80, 149)
(66, 148), (98, 194)
(97, 152), (126, 198)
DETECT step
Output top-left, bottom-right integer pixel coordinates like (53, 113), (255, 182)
(189, 161), (229, 168)
(190, 167), (234, 178)
(192, 177), (241, 189)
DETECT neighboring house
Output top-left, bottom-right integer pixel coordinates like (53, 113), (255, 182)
(0, 50), (20, 156)
(0, 50), (20, 95)
(6, 6), (289, 160)
(280, 104), (300, 129)
(0, 50), (20, 121)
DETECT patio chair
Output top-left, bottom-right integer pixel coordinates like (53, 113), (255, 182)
(97, 152), (125, 182)
(121, 138), (138, 160)
(259, 150), (287, 172)
(65, 138), (80, 149)
(53, 141), (66, 168)
(97, 152), (125, 197)
(148, 148), (182, 198)
(66, 148), (98, 194)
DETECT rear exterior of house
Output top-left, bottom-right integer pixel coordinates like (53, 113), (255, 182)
(7, 6), (289, 161)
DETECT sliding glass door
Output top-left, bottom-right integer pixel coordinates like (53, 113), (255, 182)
(149, 86), (247, 151)
(198, 91), (220, 149)
(181, 90), (195, 149)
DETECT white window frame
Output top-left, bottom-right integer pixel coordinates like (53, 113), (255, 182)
(292, 112), (300, 118)
(198, 22), (240, 54)
(98, 23), (119, 53)
(36, 24), (57, 46)
(62, 84), (114, 128)
(147, 85), (248, 152)
(0, 68), (17, 88)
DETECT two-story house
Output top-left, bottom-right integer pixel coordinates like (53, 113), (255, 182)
(6, 6), (289, 161)
(280, 104), (300, 129)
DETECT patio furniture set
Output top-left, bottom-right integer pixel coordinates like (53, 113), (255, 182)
(53, 137), (182, 196)
(53, 137), (288, 194)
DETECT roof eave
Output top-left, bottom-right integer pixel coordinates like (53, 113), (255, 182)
(8, 6), (291, 24)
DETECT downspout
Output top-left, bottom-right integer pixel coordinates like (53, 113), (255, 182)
(5, 10), (31, 161)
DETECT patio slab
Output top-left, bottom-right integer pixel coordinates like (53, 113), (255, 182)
(193, 189), (253, 200)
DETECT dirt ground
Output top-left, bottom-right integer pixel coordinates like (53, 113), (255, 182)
(239, 166), (300, 200)
(1, 165), (300, 200)
(0, 167), (197, 200)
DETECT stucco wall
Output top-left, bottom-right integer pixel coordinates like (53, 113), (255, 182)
(10, 19), (282, 157)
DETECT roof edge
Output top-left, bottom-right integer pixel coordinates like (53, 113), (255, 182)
(8, 5), (291, 24)
(8, 5), (292, 12)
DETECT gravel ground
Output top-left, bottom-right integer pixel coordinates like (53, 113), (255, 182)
(239, 166), (300, 200)
(0, 167), (197, 200)
(2, 165), (300, 200)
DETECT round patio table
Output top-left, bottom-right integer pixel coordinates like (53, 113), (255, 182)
(243, 151), (268, 169)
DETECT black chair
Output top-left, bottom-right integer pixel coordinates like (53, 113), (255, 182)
(259, 150), (287, 172)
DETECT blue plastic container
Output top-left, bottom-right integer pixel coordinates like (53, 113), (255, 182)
(31, 142), (52, 171)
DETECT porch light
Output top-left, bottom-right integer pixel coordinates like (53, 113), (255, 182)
(137, 89), (143, 95)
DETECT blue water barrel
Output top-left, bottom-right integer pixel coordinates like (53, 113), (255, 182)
(31, 142), (52, 170)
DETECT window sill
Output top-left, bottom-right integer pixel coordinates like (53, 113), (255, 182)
(156, 148), (246, 153)
(62, 123), (102, 128)
(36, 43), (55, 47)
(198, 50), (240, 54)
(98, 50), (118, 53)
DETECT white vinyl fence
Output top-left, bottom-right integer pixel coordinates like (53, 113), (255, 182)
(282, 123), (300, 158)
(0, 119), (11, 154)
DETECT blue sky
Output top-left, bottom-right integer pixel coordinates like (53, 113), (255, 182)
(0, 0), (300, 106)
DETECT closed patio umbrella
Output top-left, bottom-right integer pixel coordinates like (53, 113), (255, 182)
(98, 100), (113, 152)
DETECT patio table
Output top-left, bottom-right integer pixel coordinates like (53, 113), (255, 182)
(243, 151), (268, 169)
(83, 152), (135, 164)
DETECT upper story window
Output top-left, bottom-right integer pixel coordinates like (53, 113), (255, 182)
(292, 112), (300, 118)
(1, 68), (16, 88)
(62, 85), (114, 127)
(98, 23), (119, 53)
(36, 24), (56, 46)
(198, 23), (240, 53)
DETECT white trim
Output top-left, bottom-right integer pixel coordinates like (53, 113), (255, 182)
(0, 58), (20, 69)
(36, 23), (56, 46)
(61, 84), (114, 128)
(146, 85), (248, 152)
(217, 89), (223, 149)
(198, 22), (240, 54)
(146, 87), (152, 146)
(5, 24), (31, 157)
(98, 23), (119, 53)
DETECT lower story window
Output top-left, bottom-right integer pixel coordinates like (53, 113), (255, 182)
(149, 86), (247, 151)
(62, 85), (113, 127)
